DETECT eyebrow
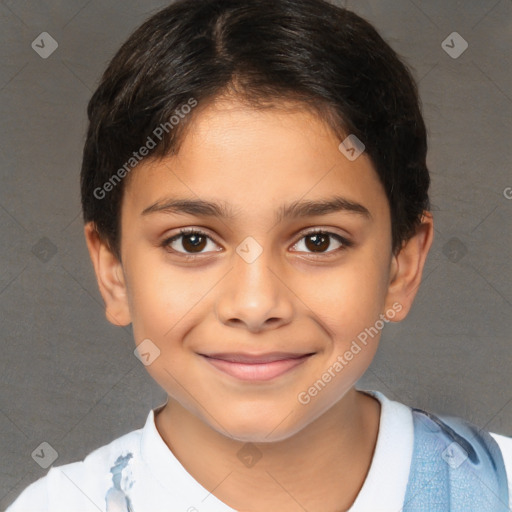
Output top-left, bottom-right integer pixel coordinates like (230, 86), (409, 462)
(141, 195), (371, 221)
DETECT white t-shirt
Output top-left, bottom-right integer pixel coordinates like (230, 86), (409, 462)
(6, 389), (512, 512)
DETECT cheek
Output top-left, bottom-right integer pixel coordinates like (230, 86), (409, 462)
(297, 254), (390, 342)
(123, 252), (176, 340)
(126, 254), (217, 345)
(296, 259), (389, 409)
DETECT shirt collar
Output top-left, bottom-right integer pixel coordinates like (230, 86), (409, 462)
(139, 389), (414, 511)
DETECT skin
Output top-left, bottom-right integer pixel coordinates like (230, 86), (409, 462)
(85, 94), (433, 511)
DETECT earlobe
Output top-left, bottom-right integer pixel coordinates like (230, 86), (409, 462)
(384, 212), (434, 322)
(83, 222), (132, 327)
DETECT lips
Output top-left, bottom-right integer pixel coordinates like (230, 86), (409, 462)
(199, 352), (314, 381)
(202, 352), (312, 363)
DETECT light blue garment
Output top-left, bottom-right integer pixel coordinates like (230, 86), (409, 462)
(105, 453), (135, 512)
(403, 408), (509, 511)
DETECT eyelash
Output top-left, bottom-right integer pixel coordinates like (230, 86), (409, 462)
(161, 227), (353, 259)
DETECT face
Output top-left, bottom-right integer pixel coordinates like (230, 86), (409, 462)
(87, 96), (432, 442)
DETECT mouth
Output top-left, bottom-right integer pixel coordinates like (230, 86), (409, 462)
(198, 352), (315, 381)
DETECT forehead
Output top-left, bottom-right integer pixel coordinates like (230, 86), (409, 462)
(122, 97), (389, 225)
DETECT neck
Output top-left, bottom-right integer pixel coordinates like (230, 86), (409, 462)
(155, 388), (380, 512)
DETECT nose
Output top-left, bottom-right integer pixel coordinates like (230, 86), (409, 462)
(215, 244), (294, 333)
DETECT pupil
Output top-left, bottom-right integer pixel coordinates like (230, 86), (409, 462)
(183, 234), (206, 252)
(306, 233), (329, 252)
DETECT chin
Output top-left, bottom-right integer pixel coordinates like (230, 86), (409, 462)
(212, 409), (311, 444)
(224, 426), (299, 444)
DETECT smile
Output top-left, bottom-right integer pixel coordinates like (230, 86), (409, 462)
(199, 352), (315, 381)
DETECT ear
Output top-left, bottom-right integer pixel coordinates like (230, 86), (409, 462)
(384, 211), (434, 322)
(83, 222), (131, 326)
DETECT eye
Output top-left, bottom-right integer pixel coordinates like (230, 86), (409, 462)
(162, 228), (221, 256)
(162, 228), (352, 259)
(291, 229), (352, 256)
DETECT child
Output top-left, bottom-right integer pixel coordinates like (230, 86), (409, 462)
(7, 0), (511, 510)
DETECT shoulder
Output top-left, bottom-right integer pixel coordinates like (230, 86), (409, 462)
(406, 408), (511, 510)
(5, 424), (145, 512)
(491, 431), (512, 461)
(490, 431), (512, 505)
(358, 390), (512, 510)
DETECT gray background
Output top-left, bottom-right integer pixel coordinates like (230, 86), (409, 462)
(1, 0), (511, 506)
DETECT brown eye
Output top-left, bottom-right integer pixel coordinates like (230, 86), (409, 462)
(181, 233), (207, 252)
(163, 229), (220, 255)
(304, 232), (331, 252)
(292, 230), (352, 255)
